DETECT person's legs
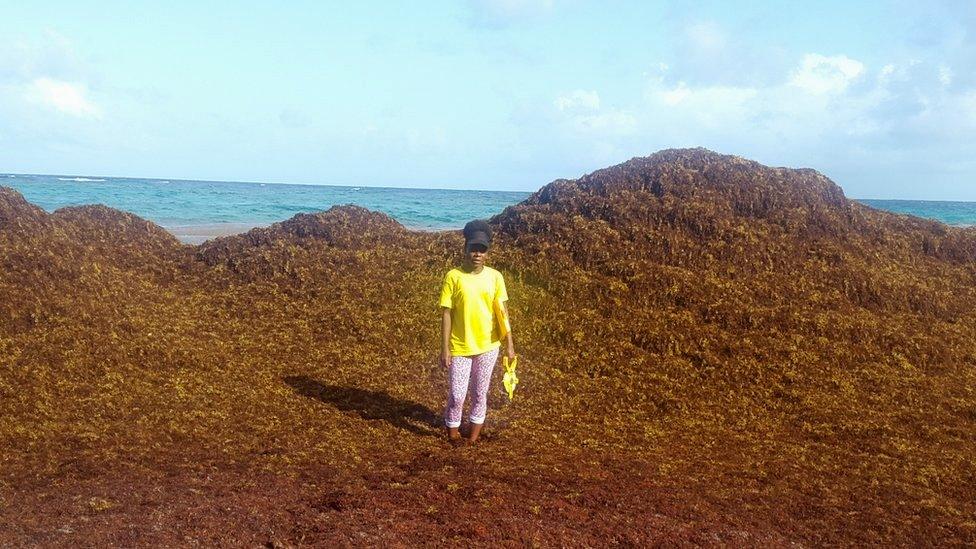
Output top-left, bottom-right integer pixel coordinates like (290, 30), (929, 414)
(444, 354), (473, 440)
(466, 347), (500, 442)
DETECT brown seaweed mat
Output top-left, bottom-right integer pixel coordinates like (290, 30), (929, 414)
(2, 149), (974, 545)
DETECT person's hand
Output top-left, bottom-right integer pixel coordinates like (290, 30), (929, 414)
(505, 344), (516, 362)
(440, 351), (452, 369)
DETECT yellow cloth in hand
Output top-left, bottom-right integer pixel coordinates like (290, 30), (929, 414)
(502, 356), (518, 400)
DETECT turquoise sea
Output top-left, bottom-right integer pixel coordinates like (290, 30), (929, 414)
(2, 174), (974, 241)
(0, 174), (531, 238)
(857, 199), (976, 228)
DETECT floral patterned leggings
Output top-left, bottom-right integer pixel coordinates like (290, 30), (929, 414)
(444, 347), (500, 428)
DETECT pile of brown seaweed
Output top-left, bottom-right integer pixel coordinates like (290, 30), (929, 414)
(1, 149), (974, 545)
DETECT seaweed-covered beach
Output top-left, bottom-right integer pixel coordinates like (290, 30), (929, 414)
(2, 149), (974, 545)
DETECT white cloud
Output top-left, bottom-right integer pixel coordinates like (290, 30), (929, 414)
(685, 21), (726, 52)
(879, 64), (896, 80)
(554, 89), (600, 111)
(599, 53), (973, 157)
(661, 18), (791, 88)
(25, 77), (100, 118)
(572, 110), (638, 135)
(660, 82), (691, 106)
(551, 89), (635, 136)
(0, 31), (82, 83)
(789, 53), (865, 94)
(939, 64), (953, 86)
(632, 53), (976, 195)
(649, 80), (759, 131)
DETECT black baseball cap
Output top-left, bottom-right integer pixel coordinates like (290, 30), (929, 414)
(463, 219), (491, 250)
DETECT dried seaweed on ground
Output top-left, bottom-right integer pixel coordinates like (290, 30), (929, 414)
(1, 149), (975, 545)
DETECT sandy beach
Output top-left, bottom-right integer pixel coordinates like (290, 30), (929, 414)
(163, 222), (267, 244)
(163, 222), (456, 245)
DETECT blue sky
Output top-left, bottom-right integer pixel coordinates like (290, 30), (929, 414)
(0, 1), (974, 199)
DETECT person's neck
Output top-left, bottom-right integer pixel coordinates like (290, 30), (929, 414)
(462, 263), (485, 274)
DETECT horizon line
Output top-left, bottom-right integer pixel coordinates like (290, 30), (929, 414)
(0, 171), (535, 195)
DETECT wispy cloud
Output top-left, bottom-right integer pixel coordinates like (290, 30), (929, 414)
(661, 19), (791, 87)
(789, 54), (865, 95)
(25, 77), (101, 118)
(524, 48), (975, 196)
(571, 110), (638, 135)
(685, 21), (726, 52)
(651, 81), (758, 130)
(0, 30), (89, 83)
(554, 89), (600, 111)
(551, 90), (636, 137)
(1, 33), (103, 121)
(643, 52), (969, 143)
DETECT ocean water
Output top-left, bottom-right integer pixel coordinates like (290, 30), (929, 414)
(0, 174), (532, 233)
(857, 199), (976, 227)
(3, 174), (975, 238)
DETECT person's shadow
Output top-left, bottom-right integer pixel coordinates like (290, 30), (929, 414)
(283, 375), (441, 436)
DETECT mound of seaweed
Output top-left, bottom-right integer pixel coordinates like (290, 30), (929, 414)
(1, 150), (975, 545)
(0, 187), (48, 230)
(49, 204), (183, 271)
(488, 150), (976, 427)
(52, 204), (180, 247)
(492, 149), (975, 320)
(494, 147), (974, 269)
(202, 205), (405, 255)
(0, 188), (183, 334)
(0, 188), (181, 269)
(194, 205), (414, 282)
(509, 148), (851, 230)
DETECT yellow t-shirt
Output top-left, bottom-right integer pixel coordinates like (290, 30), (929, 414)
(439, 266), (508, 356)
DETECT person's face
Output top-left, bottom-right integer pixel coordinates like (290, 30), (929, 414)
(465, 243), (488, 268)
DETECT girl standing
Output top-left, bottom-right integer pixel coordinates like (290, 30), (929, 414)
(439, 220), (516, 444)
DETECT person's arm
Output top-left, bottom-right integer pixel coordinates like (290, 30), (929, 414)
(438, 272), (454, 369)
(501, 300), (516, 361)
(440, 307), (452, 368)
